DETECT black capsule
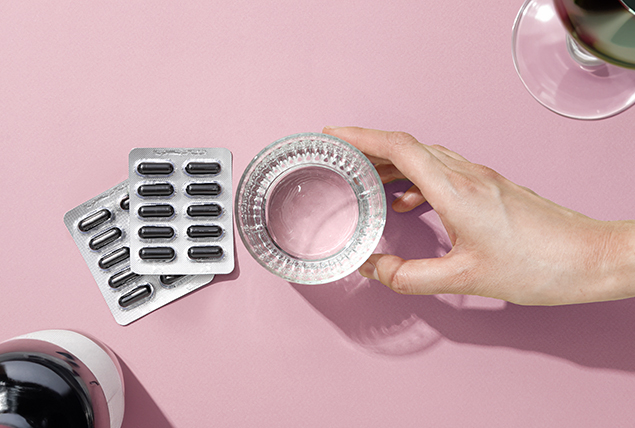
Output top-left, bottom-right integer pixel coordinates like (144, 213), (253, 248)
(139, 246), (175, 261)
(120, 195), (130, 211)
(185, 162), (221, 175)
(119, 284), (152, 308)
(187, 204), (221, 217)
(137, 183), (174, 197)
(78, 209), (111, 232)
(188, 245), (223, 260)
(138, 226), (175, 239)
(137, 162), (174, 175)
(160, 275), (185, 286)
(187, 225), (223, 238)
(108, 268), (140, 289)
(186, 182), (221, 196)
(89, 227), (122, 250)
(138, 204), (174, 218)
(98, 247), (130, 269)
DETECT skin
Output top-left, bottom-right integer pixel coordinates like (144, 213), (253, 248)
(323, 126), (635, 306)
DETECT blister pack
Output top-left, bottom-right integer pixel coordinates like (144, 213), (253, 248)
(64, 180), (215, 325)
(128, 148), (234, 275)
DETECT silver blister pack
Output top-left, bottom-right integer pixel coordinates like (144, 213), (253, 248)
(128, 148), (235, 275)
(64, 180), (214, 325)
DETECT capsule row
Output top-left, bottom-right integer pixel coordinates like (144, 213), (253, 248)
(137, 203), (222, 219)
(136, 161), (221, 176)
(138, 245), (224, 261)
(136, 182), (222, 198)
(108, 267), (184, 290)
(138, 225), (223, 239)
(77, 202), (223, 233)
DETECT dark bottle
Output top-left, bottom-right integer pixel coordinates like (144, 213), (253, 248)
(0, 330), (125, 428)
(0, 352), (93, 428)
(554, 0), (635, 68)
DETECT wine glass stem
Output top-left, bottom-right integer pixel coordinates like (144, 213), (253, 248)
(565, 34), (605, 68)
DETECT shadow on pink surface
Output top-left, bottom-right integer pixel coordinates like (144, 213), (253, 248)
(116, 240), (241, 428)
(208, 237), (242, 286)
(291, 181), (635, 371)
(119, 358), (175, 428)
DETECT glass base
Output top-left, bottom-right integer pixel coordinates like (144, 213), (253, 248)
(512, 0), (635, 120)
(265, 165), (359, 260)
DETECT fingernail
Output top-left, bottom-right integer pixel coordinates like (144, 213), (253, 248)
(359, 261), (378, 280)
(323, 126), (341, 131)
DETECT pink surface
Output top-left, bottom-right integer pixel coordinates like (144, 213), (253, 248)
(1, 1), (634, 427)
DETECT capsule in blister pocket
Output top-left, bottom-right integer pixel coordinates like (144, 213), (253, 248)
(137, 183), (174, 197)
(78, 209), (111, 232)
(138, 204), (175, 218)
(137, 162), (174, 175)
(89, 227), (122, 250)
(186, 182), (221, 196)
(138, 226), (175, 239)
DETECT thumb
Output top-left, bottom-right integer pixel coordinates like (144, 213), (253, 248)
(359, 253), (469, 295)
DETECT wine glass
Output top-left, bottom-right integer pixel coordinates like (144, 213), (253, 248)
(512, 0), (635, 120)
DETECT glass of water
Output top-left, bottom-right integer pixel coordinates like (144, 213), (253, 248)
(235, 133), (386, 284)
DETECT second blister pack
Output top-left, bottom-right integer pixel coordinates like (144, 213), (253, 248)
(64, 180), (215, 325)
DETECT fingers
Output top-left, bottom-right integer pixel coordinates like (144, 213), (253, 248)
(392, 184), (426, 212)
(324, 126), (467, 166)
(364, 154), (391, 166)
(359, 253), (471, 296)
(322, 127), (450, 196)
(323, 126), (396, 160)
(428, 144), (469, 163)
(375, 164), (407, 183)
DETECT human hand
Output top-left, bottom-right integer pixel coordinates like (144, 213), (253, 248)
(323, 126), (635, 305)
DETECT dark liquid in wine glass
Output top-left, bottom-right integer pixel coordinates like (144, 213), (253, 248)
(554, 0), (635, 68)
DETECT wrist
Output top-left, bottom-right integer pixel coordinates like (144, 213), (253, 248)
(599, 220), (635, 302)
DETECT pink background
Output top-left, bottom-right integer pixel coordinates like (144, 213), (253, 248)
(1, 1), (634, 427)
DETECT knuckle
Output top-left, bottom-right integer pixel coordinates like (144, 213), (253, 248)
(438, 259), (478, 296)
(448, 170), (477, 193)
(473, 164), (502, 181)
(388, 271), (414, 294)
(450, 266), (477, 293)
(382, 259), (415, 294)
(449, 164), (506, 199)
(387, 131), (419, 151)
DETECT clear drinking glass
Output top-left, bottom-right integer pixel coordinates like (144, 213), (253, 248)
(512, 0), (635, 119)
(235, 133), (386, 285)
(0, 330), (125, 428)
